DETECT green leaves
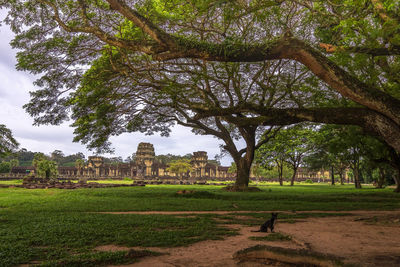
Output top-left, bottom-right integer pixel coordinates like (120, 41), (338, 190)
(0, 124), (19, 158)
(167, 159), (193, 177)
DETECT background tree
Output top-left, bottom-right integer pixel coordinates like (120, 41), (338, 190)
(75, 158), (86, 183)
(304, 124), (400, 191)
(36, 160), (58, 180)
(0, 124), (19, 158)
(32, 152), (48, 168)
(0, 162), (11, 174)
(9, 159), (19, 173)
(167, 159), (192, 179)
(12, 148), (35, 166)
(255, 136), (287, 186)
(304, 126), (349, 185)
(261, 164), (293, 183)
(255, 124), (316, 186)
(228, 162), (237, 176)
(50, 150), (65, 165)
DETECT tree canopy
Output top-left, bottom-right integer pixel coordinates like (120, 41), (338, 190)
(1, 0), (400, 187)
(167, 158), (192, 178)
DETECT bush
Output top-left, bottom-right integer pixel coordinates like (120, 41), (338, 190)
(0, 162), (11, 173)
(305, 179), (314, 184)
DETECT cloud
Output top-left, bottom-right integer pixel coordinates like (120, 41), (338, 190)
(0, 10), (18, 70)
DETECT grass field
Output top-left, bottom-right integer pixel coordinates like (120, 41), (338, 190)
(0, 183), (399, 266)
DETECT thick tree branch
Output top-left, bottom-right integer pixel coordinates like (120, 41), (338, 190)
(39, 0), (164, 54)
(193, 106), (400, 153)
(106, 0), (177, 48)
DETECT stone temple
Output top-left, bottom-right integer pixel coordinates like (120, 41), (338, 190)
(54, 142), (231, 180)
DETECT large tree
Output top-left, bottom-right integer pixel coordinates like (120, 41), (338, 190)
(2, 0), (400, 185)
(72, 56), (301, 187)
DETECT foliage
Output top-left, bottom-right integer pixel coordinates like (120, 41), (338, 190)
(0, 161), (11, 173)
(304, 124), (396, 188)
(261, 164), (293, 181)
(35, 160), (58, 179)
(167, 159), (192, 178)
(9, 159), (19, 169)
(0, 124), (19, 158)
(0, 159), (19, 173)
(228, 162), (237, 174)
(255, 124), (317, 185)
(155, 153), (192, 165)
(32, 152), (49, 168)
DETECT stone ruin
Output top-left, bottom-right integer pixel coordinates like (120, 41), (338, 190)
(135, 142), (155, 178)
(9, 142), (233, 185)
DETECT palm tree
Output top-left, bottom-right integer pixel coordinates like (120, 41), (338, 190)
(75, 159), (86, 183)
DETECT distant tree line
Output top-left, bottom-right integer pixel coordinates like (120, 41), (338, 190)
(0, 148), (221, 174)
(252, 123), (399, 190)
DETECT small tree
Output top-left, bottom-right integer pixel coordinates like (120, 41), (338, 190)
(75, 158), (86, 183)
(0, 162), (11, 173)
(256, 125), (315, 186)
(36, 160), (58, 180)
(167, 159), (192, 179)
(32, 153), (48, 168)
(228, 162), (237, 175)
(9, 159), (19, 173)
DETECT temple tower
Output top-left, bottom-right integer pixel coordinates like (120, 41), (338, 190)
(135, 143), (155, 177)
(87, 156), (104, 177)
(191, 151), (208, 177)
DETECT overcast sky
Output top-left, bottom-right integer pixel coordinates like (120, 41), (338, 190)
(0, 11), (234, 166)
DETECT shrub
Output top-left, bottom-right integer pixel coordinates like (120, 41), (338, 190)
(305, 179), (313, 184)
(0, 162), (11, 173)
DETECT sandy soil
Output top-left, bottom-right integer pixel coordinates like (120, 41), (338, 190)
(96, 210), (400, 267)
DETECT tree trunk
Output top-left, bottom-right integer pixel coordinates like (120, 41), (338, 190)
(353, 166), (362, 189)
(330, 166), (335, 185)
(339, 172), (344, 185)
(388, 147), (400, 193)
(377, 167), (385, 189)
(234, 157), (252, 188)
(278, 161), (283, 186)
(393, 170), (400, 193)
(290, 167), (297, 186)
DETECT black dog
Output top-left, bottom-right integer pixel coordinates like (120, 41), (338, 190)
(251, 213), (278, 232)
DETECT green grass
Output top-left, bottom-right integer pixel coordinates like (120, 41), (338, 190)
(0, 179), (135, 186)
(0, 180), (22, 185)
(86, 179), (134, 184)
(0, 184), (399, 266)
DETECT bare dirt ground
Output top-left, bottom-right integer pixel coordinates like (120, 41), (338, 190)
(96, 210), (400, 267)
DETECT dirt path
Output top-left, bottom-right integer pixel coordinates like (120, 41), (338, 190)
(97, 210), (400, 267)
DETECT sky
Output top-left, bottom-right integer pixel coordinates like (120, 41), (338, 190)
(0, 11), (234, 166)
